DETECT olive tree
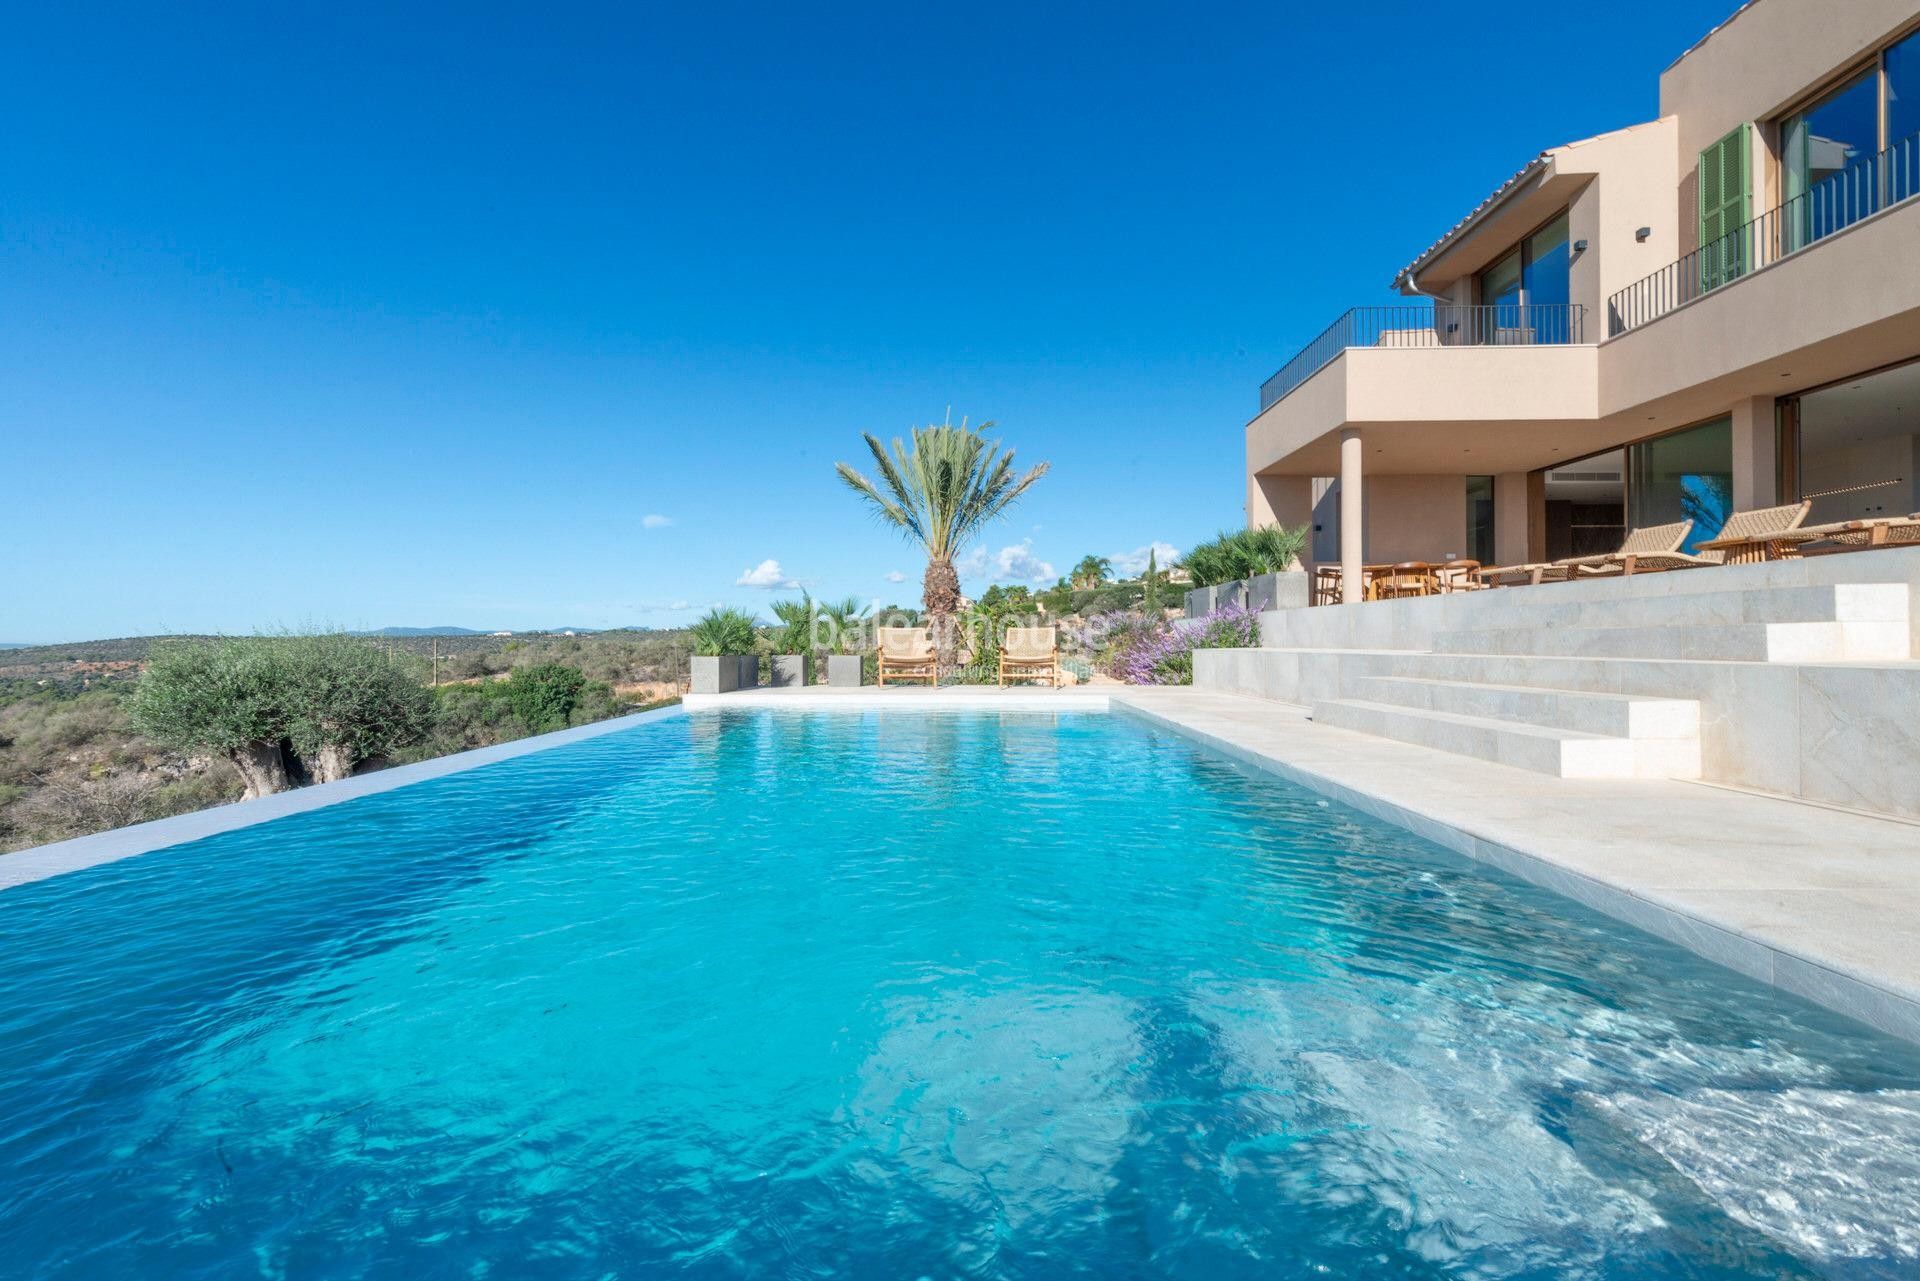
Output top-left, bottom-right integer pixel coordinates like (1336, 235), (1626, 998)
(130, 638), (292, 798)
(133, 633), (431, 795)
(281, 633), (432, 783)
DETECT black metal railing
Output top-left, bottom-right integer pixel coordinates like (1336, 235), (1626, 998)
(1258, 303), (1588, 411)
(1609, 129), (1920, 336)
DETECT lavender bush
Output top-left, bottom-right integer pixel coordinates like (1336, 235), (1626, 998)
(1093, 603), (1259, 686)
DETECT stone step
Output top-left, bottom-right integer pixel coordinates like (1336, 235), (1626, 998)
(1432, 619), (1910, 662)
(1310, 698), (1702, 780)
(1438, 581), (1910, 631)
(1347, 675), (1699, 739)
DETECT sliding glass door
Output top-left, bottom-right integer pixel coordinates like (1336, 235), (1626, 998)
(1473, 213), (1570, 344)
(1628, 418), (1733, 553)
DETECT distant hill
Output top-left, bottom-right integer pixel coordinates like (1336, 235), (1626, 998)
(365, 626), (491, 637)
(0, 643), (34, 650)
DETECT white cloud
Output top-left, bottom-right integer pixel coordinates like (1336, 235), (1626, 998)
(736, 559), (799, 589)
(961, 539), (1056, 585)
(1110, 541), (1181, 577)
(884, 570), (907, 583)
(642, 514), (673, 529)
(668, 600), (691, 611)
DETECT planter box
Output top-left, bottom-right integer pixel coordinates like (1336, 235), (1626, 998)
(826, 654), (864, 688)
(735, 654), (760, 689)
(1245, 571), (1309, 613)
(770, 655), (808, 688)
(1190, 572), (1309, 617)
(690, 655), (740, 695)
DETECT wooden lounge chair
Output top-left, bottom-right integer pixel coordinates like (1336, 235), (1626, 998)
(1558, 520), (1698, 577)
(998, 626), (1061, 688)
(1690, 501), (1812, 564)
(876, 627), (936, 687)
(1700, 508), (1920, 560)
(1474, 560), (1569, 588)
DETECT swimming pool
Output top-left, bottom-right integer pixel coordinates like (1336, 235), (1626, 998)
(2, 708), (1917, 1278)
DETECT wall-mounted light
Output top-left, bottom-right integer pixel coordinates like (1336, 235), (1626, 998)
(1635, 226), (1652, 242)
(1573, 239), (1589, 252)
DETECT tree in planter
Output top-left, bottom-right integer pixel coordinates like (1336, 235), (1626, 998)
(688, 607), (758, 656)
(818, 597), (872, 654)
(1178, 525), (1309, 587)
(836, 417), (1048, 668)
(282, 633), (432, 783)
(769, 593), (821, 656)
(130, 638), (291, 799)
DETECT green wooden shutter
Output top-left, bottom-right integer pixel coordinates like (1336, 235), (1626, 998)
(1699, 124), (1750, 289)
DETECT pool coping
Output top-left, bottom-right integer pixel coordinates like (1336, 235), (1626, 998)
(6, 689), (1917, 1049)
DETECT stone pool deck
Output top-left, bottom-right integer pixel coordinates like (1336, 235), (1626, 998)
(691, 684), (1920, 1043)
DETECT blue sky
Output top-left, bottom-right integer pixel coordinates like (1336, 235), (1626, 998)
(2, 0), (1737, 642)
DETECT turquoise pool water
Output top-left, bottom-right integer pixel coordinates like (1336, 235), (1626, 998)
(2, 709), (1918, 1279)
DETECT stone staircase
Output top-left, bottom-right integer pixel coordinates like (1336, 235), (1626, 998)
(1294, 575), (1914, 781)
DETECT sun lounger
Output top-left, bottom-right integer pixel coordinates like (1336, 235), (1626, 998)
(1689, 501), (1814, 564)
(1699, 509), (1920, 560)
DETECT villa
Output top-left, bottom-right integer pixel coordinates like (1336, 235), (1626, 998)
(1248, 0), (1920, 585)
(1193, 0), (1920, 816)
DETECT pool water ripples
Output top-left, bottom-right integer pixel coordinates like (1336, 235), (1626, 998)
(1, 709), (1917, 1279)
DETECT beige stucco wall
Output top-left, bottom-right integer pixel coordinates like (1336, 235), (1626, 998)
(1599, 199), (1920, 421)
(1551, 121), (1681, 314)
(1362, 475), (1469, 565)
(1660, 0), (1919, 163)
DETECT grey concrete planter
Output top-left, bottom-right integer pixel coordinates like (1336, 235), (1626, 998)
(1246, 571), (1310, 613)
(1185, 585), (1216, 619)
(770, 655), (808, 688)
(690, 655), (740, 694)
(826, 654), (864, 688)
(1213, 579), (1245, 612)
(735, 654), (760, 689)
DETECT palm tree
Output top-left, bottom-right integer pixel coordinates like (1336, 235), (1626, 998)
(836, 416), (1049, 666)
(1070, 555), (1112, 589)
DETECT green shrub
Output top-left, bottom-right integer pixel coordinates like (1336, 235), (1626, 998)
(688, 608), (758, 656)
(504, 663), (590, 734)
(1178, 525), (1308, 587)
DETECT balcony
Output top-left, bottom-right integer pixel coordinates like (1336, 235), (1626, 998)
(1259, 303), (1589, 411)
(1608, 129), (1920, 336)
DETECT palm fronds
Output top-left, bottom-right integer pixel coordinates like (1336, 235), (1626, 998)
(1178, 525), (1308, 587)
(835, 417), (1049, 562)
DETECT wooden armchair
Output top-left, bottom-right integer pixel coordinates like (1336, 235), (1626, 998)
(876, 627), (937, 687)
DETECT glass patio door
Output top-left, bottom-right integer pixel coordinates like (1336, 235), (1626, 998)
(1628, 418), (1733, 553)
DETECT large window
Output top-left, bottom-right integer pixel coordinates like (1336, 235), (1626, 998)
(1784, 360), (1920, 526)
(1628, 418), (1733, 553)
(1782, 27), (1920, 245)
(1474, 213), (1571, 343)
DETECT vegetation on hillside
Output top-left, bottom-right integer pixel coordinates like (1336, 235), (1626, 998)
(1, 628), (688, 854)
